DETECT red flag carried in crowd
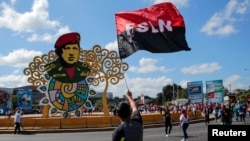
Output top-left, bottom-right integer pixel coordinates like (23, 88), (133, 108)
(115, 2), (191, 59)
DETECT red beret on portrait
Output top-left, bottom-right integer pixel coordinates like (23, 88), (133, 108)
(55, 32), (80, 48)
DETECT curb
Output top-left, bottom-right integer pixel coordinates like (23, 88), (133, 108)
(0, 118), (205, 134)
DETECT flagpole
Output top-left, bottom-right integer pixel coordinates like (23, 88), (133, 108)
(120, 58), (129, 90)
(124, 73), (129, 90)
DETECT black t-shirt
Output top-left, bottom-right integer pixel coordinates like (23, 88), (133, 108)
(112, 110), (143, 141)
(164, 111), (171, 124)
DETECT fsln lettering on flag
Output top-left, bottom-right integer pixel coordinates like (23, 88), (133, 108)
(115, 2), (191, 59)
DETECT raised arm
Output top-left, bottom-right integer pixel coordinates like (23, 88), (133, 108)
(126, 90), (137, 112)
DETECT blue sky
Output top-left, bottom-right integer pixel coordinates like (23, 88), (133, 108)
(0, 0), (250, 98)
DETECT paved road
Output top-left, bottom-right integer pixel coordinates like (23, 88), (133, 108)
(1, 117), (249, 141)
(0, 123), (207, 141)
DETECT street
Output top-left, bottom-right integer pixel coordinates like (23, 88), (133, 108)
(1, 117), (249, 141)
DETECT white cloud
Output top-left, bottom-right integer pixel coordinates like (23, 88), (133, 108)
(179, 80), (189, 89)
(236, 0), (250, 14)
(0, 49), (43, 68)
(224, 75), (244, 92)
(152, 0), (189, 8)
(106, 75), (172, 98)
(0, 0), (56, 32)
(200, 0), (249, 36)
(10, 0), (16, 5)
(103, 40), (121, 58)
(104, 40), (118, 52)
(0, 0), (71, 42)
(181, 62), (222, 75)
(0, 72), (28, 88)
(129, 57), (172, 73)
(27, 26), (71, 42)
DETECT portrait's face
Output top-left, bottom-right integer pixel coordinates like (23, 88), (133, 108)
(61, 43), (80, 64)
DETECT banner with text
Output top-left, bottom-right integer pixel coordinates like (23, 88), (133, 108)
(206, 80), (224, 103)
(187, 81), (204, 103)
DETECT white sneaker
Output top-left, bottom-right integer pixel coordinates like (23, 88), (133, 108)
(166, 134), (168, 137)
(180, 139), (185, 141)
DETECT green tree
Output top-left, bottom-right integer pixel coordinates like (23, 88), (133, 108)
(155, 92), (163, 105)
(236, 89), (249, 103)
(178, 87), (188, 99)
(156, 83), (188, 105)
(162, 84), (174, 101)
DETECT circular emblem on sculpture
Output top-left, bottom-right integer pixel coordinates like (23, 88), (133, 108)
(47, 78), (89, 112)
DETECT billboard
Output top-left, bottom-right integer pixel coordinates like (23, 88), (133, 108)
(0, 88), (13, 115)
(17, 88), (33, 113)
(206, 79), (224, 103)
(187, 81), (204, 103)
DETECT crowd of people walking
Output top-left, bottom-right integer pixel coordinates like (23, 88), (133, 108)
(160, 101), (250, 141)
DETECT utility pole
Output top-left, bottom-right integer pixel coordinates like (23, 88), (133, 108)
(177, 85), (179, 100)
(229, 84), (231, 94)
(162, 93), (164, 105)
(173, 84), (175, 99)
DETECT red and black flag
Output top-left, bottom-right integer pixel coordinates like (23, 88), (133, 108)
(115, 2), (191, 59)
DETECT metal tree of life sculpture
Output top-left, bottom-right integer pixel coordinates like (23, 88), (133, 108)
(82, 45), (128, 116)
(23, 32), (128, 117)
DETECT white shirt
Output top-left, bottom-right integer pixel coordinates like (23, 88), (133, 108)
(192, 105), (196, 111)
(179, 114), (189, 123)
(14, 112), (21, 123)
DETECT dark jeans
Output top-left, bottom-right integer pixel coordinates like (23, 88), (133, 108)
(14, 122), (21, 134)
(235, 112), (239, 121)
(205, 115), (210, 124)
(165, 122), (172, 134)
(239, 114), (245, 122)
(214, 114), (218, 122)
(182, 123), (189, 139)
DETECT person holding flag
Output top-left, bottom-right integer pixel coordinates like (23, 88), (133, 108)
(112, 90), (143, 141)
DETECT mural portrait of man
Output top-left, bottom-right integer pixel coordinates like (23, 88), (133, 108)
(44, 32), (90, 83)
(41, 32), (95, 115)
